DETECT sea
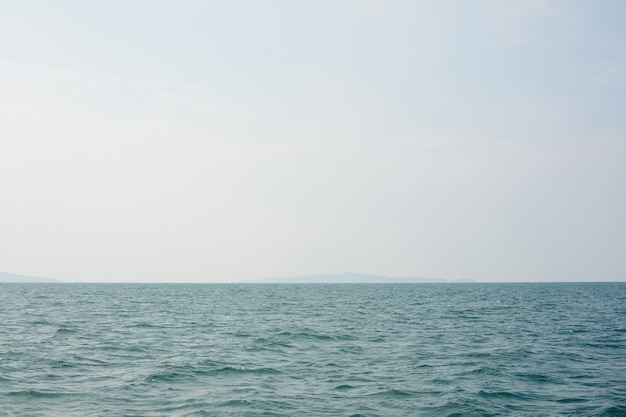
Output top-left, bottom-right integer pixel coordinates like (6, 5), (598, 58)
(0, 283), (624, 416)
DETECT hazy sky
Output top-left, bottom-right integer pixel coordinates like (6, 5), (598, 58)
(1, 0), (624, 282)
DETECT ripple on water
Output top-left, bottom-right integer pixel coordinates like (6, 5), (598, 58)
(0, 283), (624, 416)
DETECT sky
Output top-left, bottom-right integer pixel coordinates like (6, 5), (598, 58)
(1, 0), (625, 283)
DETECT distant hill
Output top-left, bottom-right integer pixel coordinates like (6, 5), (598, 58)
(249, 272), (473, 284)
(0, 271), (61, 283)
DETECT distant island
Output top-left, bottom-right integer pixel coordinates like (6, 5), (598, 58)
(0, 271), (472, 284)
(0, 271), (61, 283)
(247, 272), (473, 284)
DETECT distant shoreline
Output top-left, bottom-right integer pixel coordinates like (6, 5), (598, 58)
(242, 272), (474, 284)
(0, 271), (61, 283)
(1, 271), (624, 284)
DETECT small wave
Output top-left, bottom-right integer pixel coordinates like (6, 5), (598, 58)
(425, 397), (494, 417)
(49, 359), (77, 368)
(53, 327), (77, 336)
(339, 345), (364, 354)
(275, 330), (335, 341)
(7, 389), (60, 398)
(458, 366), (502, 377)
(584, 341), (624, 349)
(195, 359), (223, 367)
(597, 405), (626, 416)
(478, 390), (539, 402)
(128, 322), (168, 329)
(515, 372), (563, 384)
(555, 397), (589, 404)
(145, 371), (192, 383)
(373, 388), (417, 398)
(216, 365), (280, 374)
(217, 399), (251, 407)
(466, 351), (492, 358)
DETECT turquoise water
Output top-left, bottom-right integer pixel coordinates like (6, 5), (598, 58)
(1, 283), (625, 416)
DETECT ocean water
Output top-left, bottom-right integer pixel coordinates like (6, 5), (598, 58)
(0, 283), (625, 416)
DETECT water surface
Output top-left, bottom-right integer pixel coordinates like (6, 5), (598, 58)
(1, 283), (624, 416)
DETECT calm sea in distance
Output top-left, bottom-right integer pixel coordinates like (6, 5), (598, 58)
(1, 283), (624, 416)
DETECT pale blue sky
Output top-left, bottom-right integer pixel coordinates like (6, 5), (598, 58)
(1, 0), (624, 282)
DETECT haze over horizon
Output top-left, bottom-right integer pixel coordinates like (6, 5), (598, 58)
(1, 1), (625, 283)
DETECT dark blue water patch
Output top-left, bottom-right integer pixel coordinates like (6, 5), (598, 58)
(513, 371), (565, 384)
(556, 397), (589, 404)
(7, 389), (64, 398)
(598, 405), (626, 416)
(0, 282), (624, 416)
